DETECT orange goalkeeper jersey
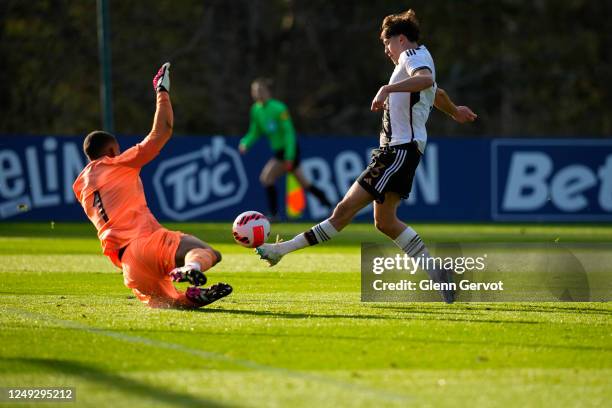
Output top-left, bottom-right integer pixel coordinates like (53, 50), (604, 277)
(73, 136), (166, 268)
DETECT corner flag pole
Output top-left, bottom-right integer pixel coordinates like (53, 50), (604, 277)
(97, 0), (114, 132)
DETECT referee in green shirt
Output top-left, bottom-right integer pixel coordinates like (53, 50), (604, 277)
(239, 78), (332, 218)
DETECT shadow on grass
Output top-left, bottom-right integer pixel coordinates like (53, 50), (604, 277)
(370, 303), (612, 316)
(471, 304), (612, 315)
(2, 357), (229, 408)
(196, 306), (542, 325)
(196, 307), (390, 320)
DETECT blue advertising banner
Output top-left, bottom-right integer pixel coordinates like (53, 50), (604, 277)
(0, 135), (611, 222)
(491, 139), (612, 222)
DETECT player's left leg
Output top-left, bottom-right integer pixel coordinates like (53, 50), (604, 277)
(171, 235), (232, 306)
(123, 230), (231, 309)
(169, 235), (221, 286)
(374, 193), (455, 303)
(292, 167), (333, 208)
(259, 158), (285, 218)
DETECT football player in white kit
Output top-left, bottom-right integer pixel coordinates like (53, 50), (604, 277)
(256, 9), (476, 303)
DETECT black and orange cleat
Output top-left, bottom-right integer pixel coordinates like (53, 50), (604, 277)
(186, 283), (233, 307)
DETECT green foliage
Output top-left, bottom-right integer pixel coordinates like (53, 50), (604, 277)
(1, 0), (611, 137)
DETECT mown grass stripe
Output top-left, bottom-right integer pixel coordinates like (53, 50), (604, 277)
(9, 307), (412, 404)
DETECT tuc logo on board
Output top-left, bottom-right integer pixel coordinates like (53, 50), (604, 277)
(153, 136), (248, 221)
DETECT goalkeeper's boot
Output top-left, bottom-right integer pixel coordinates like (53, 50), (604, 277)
(255, 244), (284, 266)
(170, 266), (207, 286)
(186, 283), (233, 306)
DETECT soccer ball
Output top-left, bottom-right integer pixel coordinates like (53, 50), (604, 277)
(232, 211), (271, 248)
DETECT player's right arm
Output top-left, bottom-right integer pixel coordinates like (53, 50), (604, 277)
(147, 62), (174, 147)
(239, 105), (262, 154)
(371, 69), (433, 111)
(434, 87), (477, 124)
(371, 49), (435, 112)
(115, 63), (174, 168)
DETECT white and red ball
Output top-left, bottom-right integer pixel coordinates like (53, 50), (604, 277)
(232, 211), (271, 248)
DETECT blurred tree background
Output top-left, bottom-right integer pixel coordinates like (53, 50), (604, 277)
(1, 0), (611, 138)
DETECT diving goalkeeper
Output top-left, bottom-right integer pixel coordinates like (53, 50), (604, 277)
(73, 63), (232, 308)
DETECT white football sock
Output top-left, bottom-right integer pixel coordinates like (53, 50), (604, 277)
(185, 261), (201, 271)
(394, 227), (428, 258)
(276, 234), (309, 256)
(276, 219), (338, 256)
(394, 227), (448, 281)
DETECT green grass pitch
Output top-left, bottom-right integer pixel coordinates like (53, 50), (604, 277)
(0, 222), (611, 407)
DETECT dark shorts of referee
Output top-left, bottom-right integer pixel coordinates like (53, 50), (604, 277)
(273, 145), (301, 168)
(357, 141), (421, 204)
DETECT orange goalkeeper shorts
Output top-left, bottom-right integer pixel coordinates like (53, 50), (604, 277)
(120, 228), (197, 308)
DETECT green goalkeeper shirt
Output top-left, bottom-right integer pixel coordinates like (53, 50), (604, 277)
(239, 98), (297, 161)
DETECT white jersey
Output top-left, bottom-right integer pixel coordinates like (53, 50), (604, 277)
(379, 45), (436, 153)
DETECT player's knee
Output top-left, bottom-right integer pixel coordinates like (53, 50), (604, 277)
(330, 201), (353, 229)
(259, 172), (274, 186)
(202, 247), (222, 265)
(212, 249), (222, 264)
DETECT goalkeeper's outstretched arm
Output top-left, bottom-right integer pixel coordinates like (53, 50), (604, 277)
(148, 62), (174, 148)
(113, 63), (174, 169)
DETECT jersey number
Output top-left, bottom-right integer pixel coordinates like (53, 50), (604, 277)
(93, 191), (109, 222)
